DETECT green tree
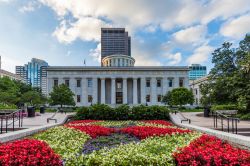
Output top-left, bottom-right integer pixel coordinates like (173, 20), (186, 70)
(20, 91), (43, 107)
(0, 77), (19, 105)
(162, 91), (172, 106)
(204, 34), (250, 113)
(167, 88), (194, 107)
(49, 84), (75, 108)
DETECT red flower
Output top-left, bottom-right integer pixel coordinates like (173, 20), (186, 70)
(173, 134), (250, 166)
(65, 125), (115, 138)
(0, 139), (62, 166)
(120, 126), (191, 139)
(140, 120), (173, 126)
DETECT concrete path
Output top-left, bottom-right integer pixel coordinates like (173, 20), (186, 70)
(180, 112), (250, 137)
(20, 112), (75, 128)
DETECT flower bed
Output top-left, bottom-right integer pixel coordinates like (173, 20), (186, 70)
(1, 120), (250, 166)
(0, 139), (62, 166)
(120, 126), (192, 139)
(173, 134), (250, 166)
(65, 125), (116, 138)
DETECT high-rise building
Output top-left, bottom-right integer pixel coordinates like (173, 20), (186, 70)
(16, 58), (48, 88)
(101, 28), (131, 59)
(189, 64), (207, 80)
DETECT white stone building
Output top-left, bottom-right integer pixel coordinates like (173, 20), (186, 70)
(189, 76), (209, 106)
(45, 54), (190, 106)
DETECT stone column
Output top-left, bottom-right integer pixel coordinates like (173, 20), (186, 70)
(133, 78), (138, 104)
(111, 78), (116, 105)
(123, 78), (127, 104)
(184, 77), (189, 89)
(140, 77), (146, 104)
(162, 77), (168, 95)
(151, 77), (157, 105)
(81, 78), (87, 106)
(174, 77), (179, 88)
(58, 77), (64, 85)
(101, 78), (106, 104)
(69, 78), (75, 93)
(92, 77), (98, 104)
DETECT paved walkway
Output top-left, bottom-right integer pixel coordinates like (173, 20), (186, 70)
(179, 112), (250, 137)
(19, 112), (75, 128)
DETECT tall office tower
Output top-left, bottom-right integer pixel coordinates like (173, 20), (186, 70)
(101, 28), (131, 59)
(16, 58), (48, 88)
(189, 64), (207, 80)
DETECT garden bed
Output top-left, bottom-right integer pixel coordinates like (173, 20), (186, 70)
(0, 120), (250, 166)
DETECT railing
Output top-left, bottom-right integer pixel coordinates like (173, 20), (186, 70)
(213, 111), (240, 134)
(0, 110), (23, 134)
(173, 110), (191, 124)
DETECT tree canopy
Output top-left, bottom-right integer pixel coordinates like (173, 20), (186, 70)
(201, 35), (250, 112)
(49, 84), (75, 108)
(162, 88), (194, 107)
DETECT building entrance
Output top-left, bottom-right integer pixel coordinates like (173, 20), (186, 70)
(116, 92), (123, 104)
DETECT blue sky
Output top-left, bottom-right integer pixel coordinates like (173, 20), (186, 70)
(0, 0), (250, 73)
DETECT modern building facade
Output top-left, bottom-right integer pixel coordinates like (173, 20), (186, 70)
(189, 64), (207, 80)
(16, 58), (48, 88)
(101, 28), (131, 59)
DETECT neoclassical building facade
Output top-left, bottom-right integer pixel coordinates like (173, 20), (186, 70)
(45, 56), (190, 106)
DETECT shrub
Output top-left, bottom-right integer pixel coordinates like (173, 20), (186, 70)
(0, 103), (17, 110)
(0, 139), (62, 166)
(211, 104), (238, 111)
(75, 104), (170, 120)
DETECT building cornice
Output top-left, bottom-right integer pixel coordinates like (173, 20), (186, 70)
(46, 66), (190, 71)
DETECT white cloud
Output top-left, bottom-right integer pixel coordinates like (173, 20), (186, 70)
(220, 14), (250, 39)
(19, 1), (40, 13)
(37, 0), (250, 66)
(53, 17), (110, 43)
(163, 25), (207, 52)
(163, 52), (182, 65)
(202, 0), (250, 24)
(186, 45), (214, 65)
(89, 43), (101, 63)
(173, 25), (207, 46)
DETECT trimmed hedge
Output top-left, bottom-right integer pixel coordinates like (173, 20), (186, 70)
(75, 104), (170, 120)
(211, 104), (239, 111)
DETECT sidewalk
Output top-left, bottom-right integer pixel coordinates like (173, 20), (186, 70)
(180, 112), (250, 137)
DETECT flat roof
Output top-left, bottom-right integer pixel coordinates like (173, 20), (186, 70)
(46, 66), (190, 71)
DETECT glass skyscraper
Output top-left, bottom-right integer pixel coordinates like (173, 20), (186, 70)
(16, 58), (48, 88)
(189, 64), (207, 80)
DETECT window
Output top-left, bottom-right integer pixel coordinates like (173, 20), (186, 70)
(88, 95), (93, 103)
(77, 95), (81, 103)
(65, 79), (69, 87)
(53, 79), (58, 87)
(146, 95), (150, 102)
(117, 81), (122, 89)
(157, 95), (162, 102)
(195, 89), (198, 95)
(157, 79), (161, 87)
(77, 79), (81, 87)
(88, 79), (92, 88)
(146, 79), (150, 87)
(179, 79), (184, 87)
(168, 79), (173, 87)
